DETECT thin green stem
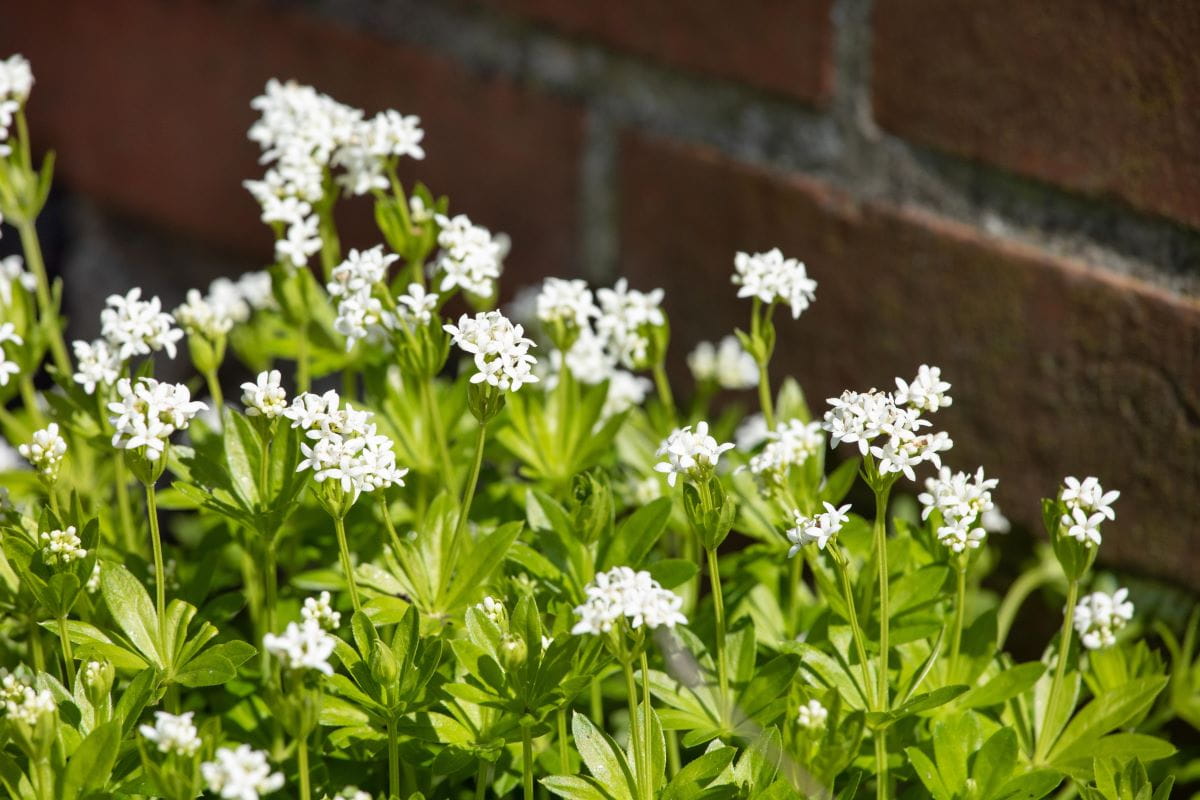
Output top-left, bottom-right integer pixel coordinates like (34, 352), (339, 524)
(872, 485), (893, 711)
(263, 542), (278, 641)
(57, 616), (75, 687)
(622, 659), (646, 799)
(557, 707), (569, 771)
(948, 561), (968, 680)
(874, 732), (888, 800)
(521, 721), (535, 800)
(787, 553), (803, 638)
(446, 422), (487, 594)
(114, 454), (138, 554)
(474, 760), (492, 800)
(333, 514), (361, 612)
(297, 733), (311, 800)
(1037, 578), (1079, 762)
(756, 362), (775, 431)
(640, 650), (654, 800)
(19, 375), (44, 427)
(666, 730), (681, 779)
(751, 298), (775, 429)
(652, 363), (677, 426)
(590, 675), (603, 722)
(420, 376), (455, 485)
(296, 323), (311, 393)
(387, 716), (401, 800)
(829, 549), (876, 710)
(204, 369), (224, 418)
(706, 547), (729, 722)
(17, 220), (70, 375)
(28, 617), (44, 672)
(146, 483), (166, 643)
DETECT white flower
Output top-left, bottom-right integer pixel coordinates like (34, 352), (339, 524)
(241, 370), (288, 419)
(41, 526), (86, 564)
(732, 249), (817, 319)
(654, 421), (734, 487)
(936, 518), (986, 554)
(82, 660), (105, 687)
(72, 339), (121, 395)
(786, 502), (851, 554)
(688, 336), (759, 390)
(19, 423), (66, 481)
(328, 247), (398, 298)
(571, 566), (687, 635)
(595, 278), (665, 369)
(1074, 588), (1134, 650)
(823, 383), (951, 482)
(276, 214), (322, 268)
(86, 561), (101, 592)
(175, 288), (235, 339)
(1061, 476), (1119, 522)
(796, 699), (828, 731)
(1062, 506), (1105, 548)
(139, 711), (202, 757)
(0, 322), (23, 386)
(108, 377), (208, 459)
(263, 620), (335, 675)
(602, 371), (653, 420)
(562, 330), (619, 382)
(735, 413), (771, 451)
(476, 596), (505, 624)
(918, 466), (998, 553)
(894, 365), (952, 412)
(434, 213), (505, 298)
(395, 283), (439, 326)
(99, 288), (184, 361)
(301, 591), (341, 631)
(202, 744), (285, 800)
(0, 255), (36, 306)
(537, 277), (598, 331)
(748, 418), (824, 480)
(1, 675), (55, 726)
(236, 271), (276, 311)
(289, 390), (408, 505)
(0, 55), (34, 104)
(334, 293), (394, 348)
(409, 195), (434, 223)
(444, 310), (539, 392)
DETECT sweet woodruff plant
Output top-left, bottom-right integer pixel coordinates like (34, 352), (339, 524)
(0, 53), (1192, 800)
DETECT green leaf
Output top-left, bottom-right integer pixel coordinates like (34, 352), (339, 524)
(222, 408), (263, 511)
(647, 559), (699, 590)
(101, 563), (161, 667)
(599, 498), (672, 571)
(958, 662), (1046, 709)
(995, 770), (1062, 800)
(541, 776), (615, 800)
(905, 747), (951, 800)
(572, 711), (637, 800)
(63, 720), (121, 799)
(442, 521), (523, 612)
(973, 728), (1017, 800)
(1047, 677), (1168, 763)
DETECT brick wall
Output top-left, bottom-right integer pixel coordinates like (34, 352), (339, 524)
(1, 0), (1198, 582)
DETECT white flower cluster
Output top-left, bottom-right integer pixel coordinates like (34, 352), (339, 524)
(796, 699), (828, 731)
(19, 422), (66, 481)
(99, 288), (184, 361)
(41, 525), (85, 565)
(536, 278), (597, 331)
(732, 249), (817, 319)
(0, 54), (33, 159)
(748, 418), (824, 481)
(0, 322), (23, 386)
(287, 390), (408, 503)
(1074, 587), (1134, 650)
(654, 421), (735, 488)
(434, 213), (506, 298)
(263, 620), (336, 675)
(595, 279), (666, 369)
(571, 566), (687, 635)
(173, 271), (273, 341)
(1060, 476), (1119, 548)
(327, 247), (440, 348)
(688, 335), (758, 390)
(444, 310), (539, 392)
(108, 377), (208, 460)
(241, 370), (288, 419)
(1, 673), (54, 725)
(823, 366), (954, 481)
(301, 590), (341, 631)
(139, 710), (202, 757)
(0, 256), (36, 306)
(786, 502), (851, 554)
(202, 744), (285, 800)
(476, 595), (505, 624)
(918, 466), (999, 554)
(244, 80), (424, 268)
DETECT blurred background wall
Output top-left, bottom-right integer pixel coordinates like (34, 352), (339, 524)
(0, 0), (1197, 583)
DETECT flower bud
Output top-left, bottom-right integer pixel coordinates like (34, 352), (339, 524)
(83, 660), (115, 707)
(369, 639), (399, 687)
(500, 635), (527, 671)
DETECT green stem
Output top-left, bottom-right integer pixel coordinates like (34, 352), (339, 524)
(666, 730), (681, 778)
(1037, 578), (1079, 762)
(296, 323), (311, 393)
(706, 547), (729, 722)
(113, 454), (138, 554)
(57, 616), (75, 687)
(263, 542), (278, 640)
(17, 220), (70, 376)
(19, 375), (44, 427)
(146, 483), (166, 644)
(872, 485), (893, 711)
(419, 376), (455, 485)
(830, 549), (877, 709)
(557, 707), (569, 771)
(474, 760), (491, 800)
(652, 363), (677, 426)
(874, 731), (888, 800)
(204, 369), (224, 418)
(948, 561), (968, 680)
(756, 361), (775, 431)
(297, 732), (311, 800)
(590, 675), (603, 723)
(521, 721), (535, 800)
(446, 422), (487, 594)
(622, 659), (646, 799)
(640, 650), (654, 800)
(387, 716), (401, 800)
(28, 617), (44, 672)
(333, 514), (361, 612)
(787, 554), (802, 638)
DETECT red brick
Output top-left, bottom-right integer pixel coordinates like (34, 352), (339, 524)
(474, 0), (833, 104)
(872, 1), (1200, 229)
(619, 133), (1200, 584)
(0, 0), (584, 282)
